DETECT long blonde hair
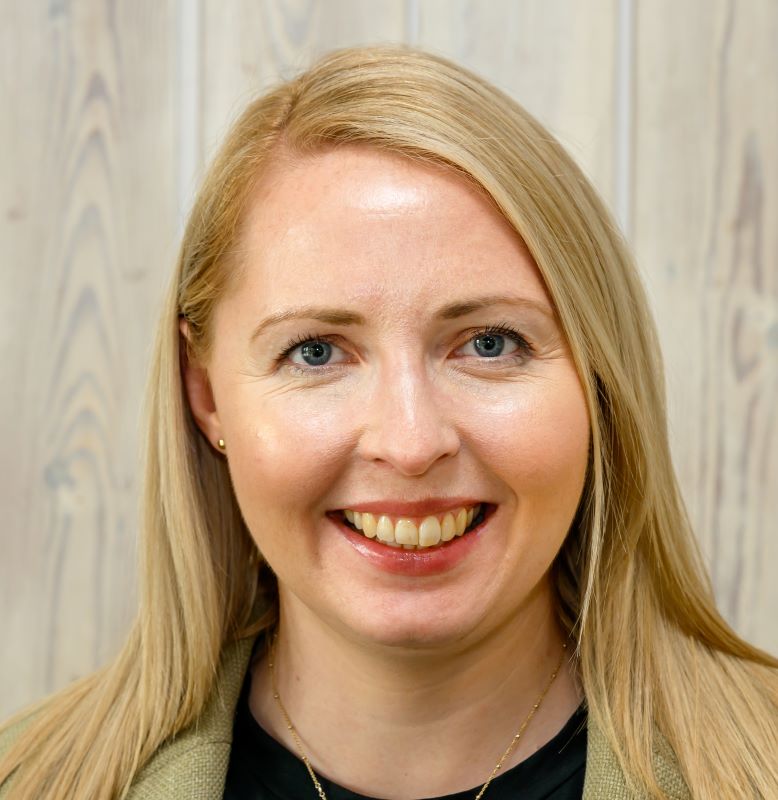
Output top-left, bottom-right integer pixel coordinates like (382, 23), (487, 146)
(1, 45), (776, 799)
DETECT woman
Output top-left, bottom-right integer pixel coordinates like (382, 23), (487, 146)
(1, 45), (776, 800)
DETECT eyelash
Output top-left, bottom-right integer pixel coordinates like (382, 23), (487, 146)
(275, 322), (535, 371)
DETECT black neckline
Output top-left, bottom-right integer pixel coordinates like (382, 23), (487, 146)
(229, 664), (587, 800)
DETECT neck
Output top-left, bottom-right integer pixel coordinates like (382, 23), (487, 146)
(249, 583), (582, 799)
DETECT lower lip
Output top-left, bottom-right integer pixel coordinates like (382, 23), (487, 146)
(327, 506), (494, 576)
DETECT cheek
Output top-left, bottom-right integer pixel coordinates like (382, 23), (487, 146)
(464, 378), (590, 592)
(467, 376), (590, 507)
(223, 391), (355, 525)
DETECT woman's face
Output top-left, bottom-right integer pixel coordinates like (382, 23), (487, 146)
(183, 146), (590, 649)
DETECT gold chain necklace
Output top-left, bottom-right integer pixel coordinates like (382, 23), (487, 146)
(267, 635), (567, 800)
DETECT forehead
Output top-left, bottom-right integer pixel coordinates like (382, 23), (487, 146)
(231, 146), (551, 314)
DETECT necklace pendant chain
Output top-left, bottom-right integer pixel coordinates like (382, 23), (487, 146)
(268, 635), (568, 800)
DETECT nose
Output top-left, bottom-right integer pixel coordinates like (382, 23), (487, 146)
(356, 356), (460, 476)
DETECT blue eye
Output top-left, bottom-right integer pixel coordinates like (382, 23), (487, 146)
(462, 325), (532, 360)
(276, 324), (534, 373)
(278, 336), (344, 368)
(471, 332), (507, 357)
(297, 340), (333, 366)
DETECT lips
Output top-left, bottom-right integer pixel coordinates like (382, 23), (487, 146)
(340, 503), (486, 548)
(326, 503), (496, 576)
(336, 497), (487, 517)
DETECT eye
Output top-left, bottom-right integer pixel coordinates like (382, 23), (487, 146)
(294, 340), (333, 367)
(459, 325), (534, 361)
(277, 333), (347, 368)
(275, 323), (534, 374)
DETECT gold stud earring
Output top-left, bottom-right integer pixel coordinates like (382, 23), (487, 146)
(218, 438), (226, 450)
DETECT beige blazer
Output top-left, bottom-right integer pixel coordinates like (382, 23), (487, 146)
(0, 635), (690, 798)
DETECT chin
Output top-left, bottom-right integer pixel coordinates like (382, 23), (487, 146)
(336, 602), (484, 652)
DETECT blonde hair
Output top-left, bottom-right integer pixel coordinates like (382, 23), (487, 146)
(1, 45), (776, 799)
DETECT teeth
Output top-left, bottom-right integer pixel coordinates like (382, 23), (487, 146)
(394, 520), (418, 545)
(376, 515), (395, 543)
(455, 508), (468, 536)
(441, 512), (456, 542)
(361, 512), (377, 538)
(344, 504), (483, 549)
(418, 516), (441, 547)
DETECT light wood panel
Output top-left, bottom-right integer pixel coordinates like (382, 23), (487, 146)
(2, 0), (775, 725)
(199, 0), (408, 173)
(0, 1), (178, 718)
(416, 0), (620, 212)
(633, 1), (778, 651)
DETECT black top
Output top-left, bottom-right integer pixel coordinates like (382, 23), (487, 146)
(223, 666), (587, 800)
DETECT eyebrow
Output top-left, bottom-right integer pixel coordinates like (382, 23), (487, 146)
(250, 294), (555, 343)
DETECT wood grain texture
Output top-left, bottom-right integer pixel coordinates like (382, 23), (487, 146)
(0, 0), (178, 718)
(199, 0), (408, 174)
(633, 1), (778, 651)
(2, 0), (775, 727)
(416, 0), (619, 212)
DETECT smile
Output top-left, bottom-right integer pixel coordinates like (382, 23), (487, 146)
(339, 503), (488, 549)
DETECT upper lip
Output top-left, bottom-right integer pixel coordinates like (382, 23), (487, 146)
(334, 497), (489, 517)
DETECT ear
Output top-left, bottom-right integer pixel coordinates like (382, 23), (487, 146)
(179, 317), (224, 452)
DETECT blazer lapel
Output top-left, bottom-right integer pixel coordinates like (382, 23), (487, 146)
(126, 633), (690, 800)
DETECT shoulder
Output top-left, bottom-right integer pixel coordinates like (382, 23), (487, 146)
(0, 708), (233, 800)
(0, 635), (259, 800)
(125, 739), (233, 799)
(0, 708), (44, 798)
(0, 714), (36, 757)
(583, 715), (690, 800)
(125, 634), (258, 800)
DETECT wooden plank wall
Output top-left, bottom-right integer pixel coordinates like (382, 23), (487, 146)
(1, 1), (775, 720)
(633, 1), (778, 645)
